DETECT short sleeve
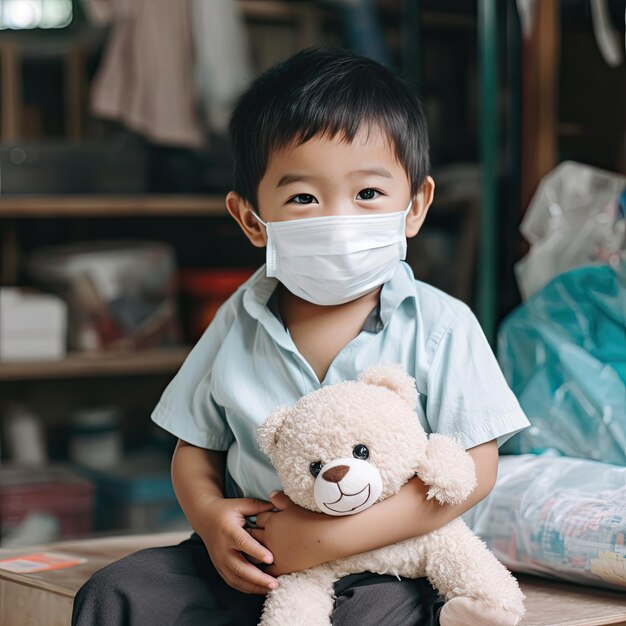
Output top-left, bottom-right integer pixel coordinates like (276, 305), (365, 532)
(425, 303), (530, 449)
(151, 299), (237, 451)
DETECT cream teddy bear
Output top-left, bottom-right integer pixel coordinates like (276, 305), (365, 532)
(257, 364), (525, 626)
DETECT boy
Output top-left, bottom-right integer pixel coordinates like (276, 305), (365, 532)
(73, 47), (529, 625)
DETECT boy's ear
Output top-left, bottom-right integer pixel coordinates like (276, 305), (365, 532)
(226, 191), (267, 248)
(406, 176), (435, 238)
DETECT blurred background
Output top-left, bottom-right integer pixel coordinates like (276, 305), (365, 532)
(0, 0), (624, 547)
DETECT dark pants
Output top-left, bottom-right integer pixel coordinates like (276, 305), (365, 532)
(72, 533), (443, 625)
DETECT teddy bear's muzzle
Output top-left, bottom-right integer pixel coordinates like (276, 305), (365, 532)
(313, 457), (383, 516)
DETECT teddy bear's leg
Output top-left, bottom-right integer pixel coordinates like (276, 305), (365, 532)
(422, 519), (525, 626)
(259, 564), (337, 626)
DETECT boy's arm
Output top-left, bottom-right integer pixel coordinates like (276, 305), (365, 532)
(254, 439), (497, 576)
(171, 440), (278, 593)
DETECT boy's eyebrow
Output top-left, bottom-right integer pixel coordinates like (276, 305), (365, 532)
(276, 173), (316, 188)
(351, 167), (394, 179)
(276, 167), (394, 188)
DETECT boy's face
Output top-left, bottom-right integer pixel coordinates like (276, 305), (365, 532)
(227, 124), (434, 247)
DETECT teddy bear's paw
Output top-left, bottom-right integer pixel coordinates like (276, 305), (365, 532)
(426, 485), (450, 505)
(440, 597), (522, 626)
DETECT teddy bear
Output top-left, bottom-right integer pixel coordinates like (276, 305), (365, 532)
(257, 364), (525, 626)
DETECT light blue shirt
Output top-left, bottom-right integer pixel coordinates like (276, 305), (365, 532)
(152, 262), (530, 500)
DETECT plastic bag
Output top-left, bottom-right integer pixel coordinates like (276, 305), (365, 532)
(498, 263), (626, 464)
(515, 161), (625, 300)
(464, 454), (626, 590)
(28, 241), (181, 352)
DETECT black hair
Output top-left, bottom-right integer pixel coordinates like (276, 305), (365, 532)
(228, 47), (430, 208)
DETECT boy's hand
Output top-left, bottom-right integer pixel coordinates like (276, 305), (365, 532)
(252, 492), (333, 576)
(201, 497), (278, 595)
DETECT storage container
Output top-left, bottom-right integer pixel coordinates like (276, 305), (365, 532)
(0, 466), (93, 545)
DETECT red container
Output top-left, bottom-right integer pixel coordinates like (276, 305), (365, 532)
(179, 268), (255, 341)
(0, 465), (94, 542)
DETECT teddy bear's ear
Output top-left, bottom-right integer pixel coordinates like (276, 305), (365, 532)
(257, 406), (291, 458)
(358, 364), (418, 407)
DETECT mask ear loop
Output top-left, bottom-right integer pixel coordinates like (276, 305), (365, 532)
(251, 209), (277, 272)
(249, 209), (268, 228)
(401, 201), (413, 231)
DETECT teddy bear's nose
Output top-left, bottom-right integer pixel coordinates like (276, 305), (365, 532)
(322, 465), (350, 483)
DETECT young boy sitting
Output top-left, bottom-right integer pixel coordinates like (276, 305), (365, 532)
(73, 47), (529, 626)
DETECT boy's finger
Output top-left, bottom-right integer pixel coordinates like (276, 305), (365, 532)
(243, 554), (264, 565)
(235, 498), (275, 517)
(268, 491), (289, 510)
(254, 511), (273, 528)
(231, 527), (273, 564)
(226, 572), (272, 596)
(248, 528), (265, 545)
(227, 551), (277, 590)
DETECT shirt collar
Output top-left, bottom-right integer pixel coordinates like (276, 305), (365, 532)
(378, 261), (418, 326)
(242, 266), (293, 351)
(242, 262), (416, 340)
(242, 265), (277, 314)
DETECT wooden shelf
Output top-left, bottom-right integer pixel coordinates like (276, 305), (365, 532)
(0, 195), (228, 218)
(0, 346), (190, 381)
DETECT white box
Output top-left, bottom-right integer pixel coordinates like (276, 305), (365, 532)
(0, 289), (67, 361)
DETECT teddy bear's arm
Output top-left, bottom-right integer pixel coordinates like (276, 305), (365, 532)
(415, 434), (477, 505)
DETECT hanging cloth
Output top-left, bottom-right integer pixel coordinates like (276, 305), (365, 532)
(190, 0), (252, 135)
(82, 0), (205, 148)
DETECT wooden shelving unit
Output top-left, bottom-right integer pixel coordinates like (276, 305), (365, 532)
(0, 346), (190, 381)
(0, 196), (210, 382)
(241, 0), (321, 47)
(0, 194), (230, 285)
(0, 194), (227, 218)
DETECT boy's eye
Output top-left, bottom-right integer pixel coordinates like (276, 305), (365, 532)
(356, 188), (379, 200)
(290, 194), (317, 205)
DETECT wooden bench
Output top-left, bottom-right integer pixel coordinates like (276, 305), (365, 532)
(1, 533), (625, 625)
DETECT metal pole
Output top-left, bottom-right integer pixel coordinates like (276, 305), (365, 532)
(478, 0), (498, 343)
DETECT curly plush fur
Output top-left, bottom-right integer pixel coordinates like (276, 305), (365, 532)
(258, 365), (525, 626)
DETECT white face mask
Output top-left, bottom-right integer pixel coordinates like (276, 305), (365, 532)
(251, 200), (412, 305)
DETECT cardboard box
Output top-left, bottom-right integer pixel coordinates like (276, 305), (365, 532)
(0, 288), (67, 361)
(0, 533), (187, 626)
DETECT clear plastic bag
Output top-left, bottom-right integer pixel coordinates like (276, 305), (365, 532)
(464, 454), (626, 590)
(515, 161), (625, 300)
(498, 263), (626, 464)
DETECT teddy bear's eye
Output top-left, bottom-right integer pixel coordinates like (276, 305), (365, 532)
(310, 461), (324, 478)
(352, 444), (369, 460)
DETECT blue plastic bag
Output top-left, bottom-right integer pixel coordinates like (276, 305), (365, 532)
(498, 263), (626, 464)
